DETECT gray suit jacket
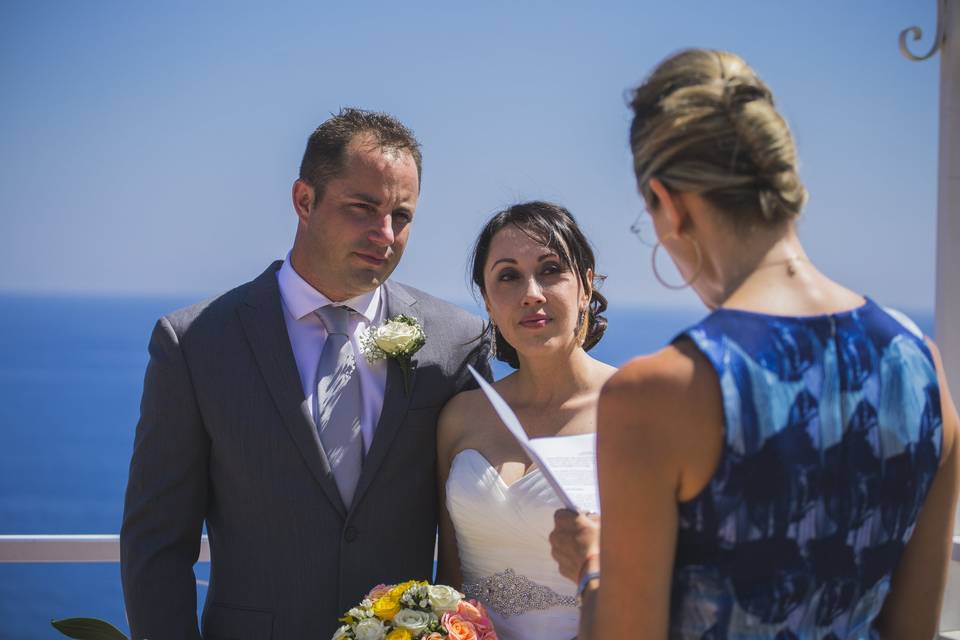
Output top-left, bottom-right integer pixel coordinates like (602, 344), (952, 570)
(120, 262), (490, 640)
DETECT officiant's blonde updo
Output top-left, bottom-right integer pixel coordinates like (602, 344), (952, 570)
(629, 49), (807, 228)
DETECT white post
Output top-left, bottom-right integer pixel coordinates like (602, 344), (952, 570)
(936, 2), (960, 443)
(935, 0), (960, 635)
(901, 2), (960, 635)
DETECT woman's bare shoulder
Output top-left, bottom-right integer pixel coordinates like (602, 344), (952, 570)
(440, 387), (489, 426)
(438, 387), (497, 466)
(925, 338), (958, 464)
(603, 341), (707, 401)
(598, 341), (723, 494)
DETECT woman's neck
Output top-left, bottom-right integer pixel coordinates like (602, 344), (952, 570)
(697, 224), (809, 309)
(698, 224), (863, 316)
(509, 346), (599, 408)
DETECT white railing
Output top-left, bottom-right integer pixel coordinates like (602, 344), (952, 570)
(1, 534), (958, 636)
(0, 533), (956, 564)
(2, 534), (954, 563)
(0, 534), (210, 563)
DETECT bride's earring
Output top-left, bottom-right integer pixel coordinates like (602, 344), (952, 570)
(489, 321), (499, 359)
(576, 307), (589, 346)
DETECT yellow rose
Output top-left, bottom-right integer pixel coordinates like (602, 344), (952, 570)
(385, 630), (412, 640)
(372, 596), (401, 621)
(389, 580), (417, 600)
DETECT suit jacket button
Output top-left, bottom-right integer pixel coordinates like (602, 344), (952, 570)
(344, 525), (359, 542)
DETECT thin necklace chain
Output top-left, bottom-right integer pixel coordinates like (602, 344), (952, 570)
(752, 254), (808, 276)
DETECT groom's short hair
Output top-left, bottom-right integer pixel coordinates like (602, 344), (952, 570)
(299, 108), (422, 205)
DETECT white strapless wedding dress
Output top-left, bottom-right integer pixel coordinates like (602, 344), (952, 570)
(446, 434), (594, 640)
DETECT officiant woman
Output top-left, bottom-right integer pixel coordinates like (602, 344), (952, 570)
(549, 48), (960, 638)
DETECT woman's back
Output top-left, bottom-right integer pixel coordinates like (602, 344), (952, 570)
(670, 299), (942, 638)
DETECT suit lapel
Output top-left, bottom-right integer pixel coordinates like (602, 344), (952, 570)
(350, 281), (418, 511)
(237, 262), (347, 518)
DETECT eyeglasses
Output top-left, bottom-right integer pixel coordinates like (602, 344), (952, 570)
(629, 208), (658, 248)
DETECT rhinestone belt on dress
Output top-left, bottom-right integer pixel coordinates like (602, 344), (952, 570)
(461, 567), (578, 617)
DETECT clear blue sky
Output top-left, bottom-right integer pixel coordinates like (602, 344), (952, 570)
(0, 1), (941, 310)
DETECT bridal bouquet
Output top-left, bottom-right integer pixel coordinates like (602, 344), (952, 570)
(332, 580), (498, 640)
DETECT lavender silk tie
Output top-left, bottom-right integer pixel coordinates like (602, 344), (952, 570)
(314, 305), (364, 508)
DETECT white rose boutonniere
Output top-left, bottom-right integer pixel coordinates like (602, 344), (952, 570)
(359, 314), (426, 393)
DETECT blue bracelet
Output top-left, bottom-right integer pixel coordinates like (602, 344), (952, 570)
(576, 570), (601, 601)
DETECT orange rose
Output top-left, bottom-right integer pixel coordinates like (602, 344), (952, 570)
(457, 600), (497, 640)
(442, 612), (478, 640)
(457, 600), (485, 622)
(457, 600), (494, 637)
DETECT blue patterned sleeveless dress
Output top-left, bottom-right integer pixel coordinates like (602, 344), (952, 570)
(669, 299), (942, 639)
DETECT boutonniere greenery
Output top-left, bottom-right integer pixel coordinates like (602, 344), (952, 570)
(359, 314), (426, 393)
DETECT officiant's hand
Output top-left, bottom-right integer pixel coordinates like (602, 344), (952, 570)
(550, 509), (600, 584)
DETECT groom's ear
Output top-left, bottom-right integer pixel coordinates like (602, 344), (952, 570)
(292, 179), (316, 224)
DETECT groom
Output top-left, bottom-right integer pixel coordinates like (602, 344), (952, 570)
(120, 109), (490, 639)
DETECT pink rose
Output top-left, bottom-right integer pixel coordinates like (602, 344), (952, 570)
(423, 634), (444, 640)
(366, 583), (391, 600)
(457, 600), (495, 639)
(442, 612), (478, 640)
(456, 600), (483, 621)
(474, 617), (496, 639)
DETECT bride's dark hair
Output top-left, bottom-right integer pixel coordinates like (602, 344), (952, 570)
(470, 201), (608, 369)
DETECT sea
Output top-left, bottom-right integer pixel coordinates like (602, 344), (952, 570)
(0, 294), (934, 639)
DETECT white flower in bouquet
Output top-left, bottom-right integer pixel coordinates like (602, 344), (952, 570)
(392, 608), (432, 634)
(353, 617), (386, 640)
(333, 579), (497, 640)
(349, 606), (371, 620)
(426, 584), (463, 612)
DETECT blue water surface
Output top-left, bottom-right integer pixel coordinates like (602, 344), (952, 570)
(0, 294), (931, 639)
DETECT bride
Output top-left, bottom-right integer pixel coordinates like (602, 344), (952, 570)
(436, 201), (615, 640)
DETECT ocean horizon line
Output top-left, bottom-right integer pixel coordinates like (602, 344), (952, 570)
(0, 289), (708, 313)
(0, 289), (936, 319)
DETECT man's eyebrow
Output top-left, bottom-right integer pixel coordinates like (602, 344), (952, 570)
(345, 192), (382, 205)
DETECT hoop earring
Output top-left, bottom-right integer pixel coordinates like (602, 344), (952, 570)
(576, 307), (589, 346)
(651, 233), (703, 290)
(488, 321), (499, 359)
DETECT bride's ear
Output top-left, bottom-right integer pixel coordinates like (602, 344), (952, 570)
(581, 269), (594, 307)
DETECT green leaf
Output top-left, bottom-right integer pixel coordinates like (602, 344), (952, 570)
(50, 618), (129, 640)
